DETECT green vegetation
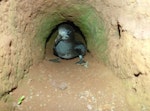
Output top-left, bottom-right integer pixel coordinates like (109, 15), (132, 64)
(35, 4), (107, 63)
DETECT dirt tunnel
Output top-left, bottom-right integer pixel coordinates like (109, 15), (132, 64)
(0, 0), (150, 111)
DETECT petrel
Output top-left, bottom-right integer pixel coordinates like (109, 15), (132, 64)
(51, 24), (87, 64)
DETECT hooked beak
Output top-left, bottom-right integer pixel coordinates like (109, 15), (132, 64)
(55, 35), (62, 44)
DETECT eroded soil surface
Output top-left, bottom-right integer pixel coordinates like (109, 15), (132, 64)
(8, 51), (130, 111)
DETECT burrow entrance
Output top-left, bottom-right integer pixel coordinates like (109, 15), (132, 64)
(31, 4), (107, 64)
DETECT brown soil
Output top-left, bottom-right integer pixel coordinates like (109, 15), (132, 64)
(10, 50), (130, 111)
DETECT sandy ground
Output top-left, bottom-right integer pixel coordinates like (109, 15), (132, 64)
(8, 50), (131, 111)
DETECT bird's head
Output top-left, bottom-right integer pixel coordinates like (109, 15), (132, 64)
(58, 24), (75, 40)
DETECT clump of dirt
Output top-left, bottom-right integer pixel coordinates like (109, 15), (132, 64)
(9, 51), (130, 111)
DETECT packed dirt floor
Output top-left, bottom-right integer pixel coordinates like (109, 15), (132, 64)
(8, 50), (131, 111)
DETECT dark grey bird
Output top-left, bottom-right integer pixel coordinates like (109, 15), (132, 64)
(51, 24), (87, 64)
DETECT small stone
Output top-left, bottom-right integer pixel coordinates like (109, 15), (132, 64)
(29, 96), (32, 99)
(43, 104), (46, 106)
(83, 61), (88, 68)
(58, 82), (68, 90)
(87, 104), (93, 110)
(27, 79), (32, 84)
(47, 95), (50, 98)
(36, 94), (39, 97)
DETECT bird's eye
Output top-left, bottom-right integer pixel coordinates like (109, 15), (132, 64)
(67, 30), (71, 35)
